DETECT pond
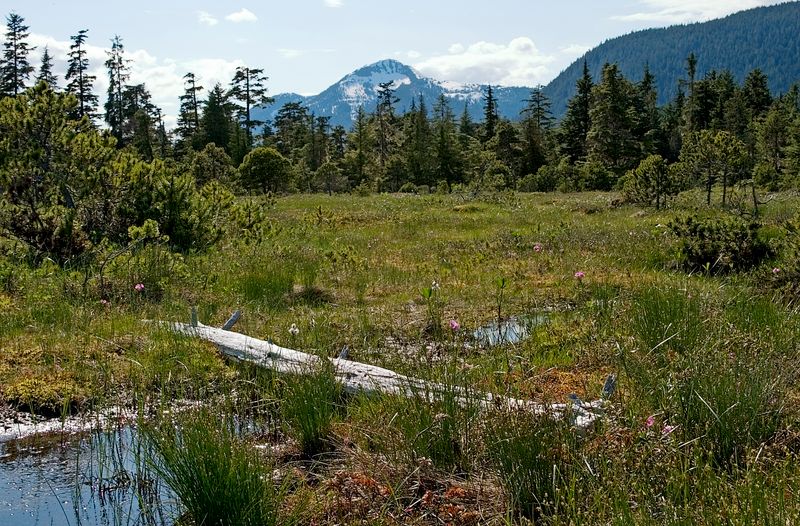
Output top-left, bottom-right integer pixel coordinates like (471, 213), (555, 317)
(0, 428), (176, 526)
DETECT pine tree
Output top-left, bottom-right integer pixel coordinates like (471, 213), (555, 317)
(65, 29), (98, 121)
(176, 72), (204, 151)
(404, 95), (433, 185)
(346, 106), (373, 187)
(633, 65), (661, 156)
(432, 94), (462, 184)
(36, 46), (58, 89)
(104, 35), (131, 145)
(743, 68), (772, 119)
(522, 85), (554, 131)
(586, 63), (639, 175)
(559, 60), (593, 162)
(1, 13), (35, 97)
(458, 103), (475, 145)
(482, 85), (498, 142)
(200, 83), (233, 152)
(374, 81), (398, 168)
(228, 66), (272, 150)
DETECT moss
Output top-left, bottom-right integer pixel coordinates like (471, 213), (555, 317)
(3, 374), (87, 417)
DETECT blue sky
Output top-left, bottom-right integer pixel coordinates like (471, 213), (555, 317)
(0, 0), (787, 125)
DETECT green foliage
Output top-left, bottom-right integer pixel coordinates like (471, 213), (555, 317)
(622, 154), (683, 208)
(191, 142), (237, 188)
(669, 214), (772, 273)
(487, 410), (578, 519)
(280, 360), (343, 457)
(239, 146), (291, 194)
(144, 410), (297, 526)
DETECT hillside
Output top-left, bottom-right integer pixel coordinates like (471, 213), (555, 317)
(544, 2), (800, 116)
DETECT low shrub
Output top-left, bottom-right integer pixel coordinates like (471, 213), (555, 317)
(669, 214), (772, 273)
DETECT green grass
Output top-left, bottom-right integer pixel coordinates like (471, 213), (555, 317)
(3, 191), (800, 524)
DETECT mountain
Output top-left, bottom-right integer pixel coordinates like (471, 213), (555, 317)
(544, 2), (800, 116)
(258, 3), (800, 128)
(255, 59), (532, 129)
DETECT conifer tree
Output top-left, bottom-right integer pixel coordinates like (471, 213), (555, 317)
(65, 29), (98, 121)
(432, 94), (462, 184)
(559, 60), (593, 162)
(176, 72), (203, 151)
(36, 46), (58, 89)
(228, 66), (272, 150)
(587, 63), (639, 175)
(482, 85), (498, 142)
(346, 106), (373, 186)
(104, 35), (131, 145)
(743, 68), (772, 119)
(1, 13), (35, 97)
(458, 103), (476, 146)
(374, 81), (398, 168)
(522, 85), (554, 131)
(200, 83), (233, 152)
(404, 95), (433, 185)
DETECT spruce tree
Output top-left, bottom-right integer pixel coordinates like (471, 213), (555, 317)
(374, 81), (398, 168)
(586, 63), (639, 176)
(559, 60), (593, 162)
(36, 46), (58, 89)
(200, 83), (233, 152)
(1, 13), (35, 97)
(432, 94), (462, 184)
(176, 72), (204, 151)
(229, 66), (272, 151)
(743, 68), (772, 119)
(482, 85), (498, 142)
(104, 35), (131, 145)
(522, 85), (554, 131)
(65, 29), (98, 121)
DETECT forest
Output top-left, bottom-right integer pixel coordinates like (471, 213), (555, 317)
(4, 10), (800, 526)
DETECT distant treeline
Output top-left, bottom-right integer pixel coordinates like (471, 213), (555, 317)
(2, 11), (800, 263)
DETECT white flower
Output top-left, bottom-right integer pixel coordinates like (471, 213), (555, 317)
(289, 323), (299, 336)
(431, 280), (440, 291)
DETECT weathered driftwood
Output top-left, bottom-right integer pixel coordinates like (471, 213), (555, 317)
(162, 312), (610, 431)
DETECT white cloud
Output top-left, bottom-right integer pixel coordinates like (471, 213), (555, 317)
(324, 0), (344, 7)
(560, 44), (591, 56)
(197, 11), (218, 26)
(448, 43), (465, 54)
(612, 0), (783, 23)
(25, 33), (245, 129)
(225, 8), (258, 23)
(413, 37), (555, 87)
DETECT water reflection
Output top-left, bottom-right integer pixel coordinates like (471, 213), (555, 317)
(472, 314), (547, 347)
(0, 428), (176, 526)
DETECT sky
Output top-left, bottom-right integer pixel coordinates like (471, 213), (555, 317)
(0, 0), (789, 127)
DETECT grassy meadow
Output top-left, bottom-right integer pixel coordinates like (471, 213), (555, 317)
(2, 189), (800, 524)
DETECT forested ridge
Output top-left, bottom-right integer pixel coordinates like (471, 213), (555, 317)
(545, 2), (800, 115)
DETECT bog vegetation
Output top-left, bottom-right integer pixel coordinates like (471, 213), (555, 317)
(2, 11), (800, 526)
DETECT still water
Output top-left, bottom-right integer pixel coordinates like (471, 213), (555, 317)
(0, 428), (176, 526)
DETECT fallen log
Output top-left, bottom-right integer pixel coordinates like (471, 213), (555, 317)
(159, 311), (612, 432)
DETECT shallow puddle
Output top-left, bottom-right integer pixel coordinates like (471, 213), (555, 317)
(0, 428), (176, 526)
(472, 314), (547, 347)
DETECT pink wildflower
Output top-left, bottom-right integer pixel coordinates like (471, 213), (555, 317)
(574, 271), (585, 280)
(100, 299), (110, 306)
(134, 283), (145, 292)
(645, 415), (655, 428)
(449, 319), (460, 332)
(533, 243), (543, 253)
(662, 424), (676, 436)
(773, 268), (781, 275)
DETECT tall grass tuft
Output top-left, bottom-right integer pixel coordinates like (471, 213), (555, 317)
(144, 409), (297, 526)
(386, 367), (481, 473)
(629, 285), (702, 356)
(280, 359), (343, 457)
(486, 409), (579, 520)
